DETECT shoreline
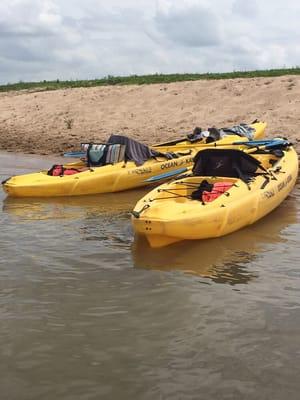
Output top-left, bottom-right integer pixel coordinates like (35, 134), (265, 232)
(1, 75), (300, 155)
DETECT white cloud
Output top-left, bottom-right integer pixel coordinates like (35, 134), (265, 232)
(232, 0), (259, 18)
(154, 4), (222, 47)
(0, 0), (299, 84)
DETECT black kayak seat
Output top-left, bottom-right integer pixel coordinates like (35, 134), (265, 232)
(192, 149), (262, 182)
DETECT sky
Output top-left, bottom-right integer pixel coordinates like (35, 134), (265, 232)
(0, 0), (299, 84)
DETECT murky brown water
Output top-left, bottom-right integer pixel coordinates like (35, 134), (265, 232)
(1, 152), (300, 400)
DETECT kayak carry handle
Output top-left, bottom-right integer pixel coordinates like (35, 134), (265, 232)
(131, 204), (150, 218)
(1, 177), (11, 185)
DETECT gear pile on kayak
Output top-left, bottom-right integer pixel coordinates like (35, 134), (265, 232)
(2, 121), (266, 197)
(63, 122), (259, 158)
(131, 138), (298, 247)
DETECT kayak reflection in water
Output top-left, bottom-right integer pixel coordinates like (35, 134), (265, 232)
(132, 190), (298, 285)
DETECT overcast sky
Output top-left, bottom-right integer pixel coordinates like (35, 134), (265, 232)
(0, 0), (299, 84)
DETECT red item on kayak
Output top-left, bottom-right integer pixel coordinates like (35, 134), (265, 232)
(202, 182), (233, 202)
(51, 165), (64, 176)
(49, 165), (81, 176)
(63, 169), (81, 175)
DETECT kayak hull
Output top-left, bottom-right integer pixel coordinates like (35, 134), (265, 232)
(3, 153), (195, 197)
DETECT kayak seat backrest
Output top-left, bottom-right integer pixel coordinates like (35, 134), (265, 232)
(81, 143), (126, 166)
(107, 134), (160, 166)
(87, 144), (106, 166)
(105, 143), (126, 165)
(192, 149), (261, 181)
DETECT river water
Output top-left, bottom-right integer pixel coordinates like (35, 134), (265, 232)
(0, 152), (300, 400)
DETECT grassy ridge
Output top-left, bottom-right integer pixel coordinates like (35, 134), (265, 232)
(1, 68), (299, 93)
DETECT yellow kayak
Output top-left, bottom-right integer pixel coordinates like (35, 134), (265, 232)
(2, 122), (266, 197)
(131, 139), (298, 248)
(153, 121), (266, 151)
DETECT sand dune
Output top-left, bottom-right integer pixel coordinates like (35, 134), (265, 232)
(0, 75), (299, 154)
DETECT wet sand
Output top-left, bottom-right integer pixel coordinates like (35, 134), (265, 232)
(0, 75), (300, 155)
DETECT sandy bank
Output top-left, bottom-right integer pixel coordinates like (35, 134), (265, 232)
(0, 75), (299, 155)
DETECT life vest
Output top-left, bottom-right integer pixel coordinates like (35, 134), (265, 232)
(202, 182), (233, 202)
(47, 164), (82, 176)
(63, 168), (81, 175)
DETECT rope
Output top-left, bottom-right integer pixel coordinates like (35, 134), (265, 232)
(155, 188), (191, 199)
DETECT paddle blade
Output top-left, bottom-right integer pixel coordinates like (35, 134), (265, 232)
(63, 151), (86, 158)
(145, 167), (188, 182)
(233, 138), (287, 147)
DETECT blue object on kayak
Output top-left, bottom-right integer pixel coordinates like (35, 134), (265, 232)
(264, 140), (289, 149)
(145, 167), (188, 182)
(63, 151), (86, 158)
(233, 138), (287, 147)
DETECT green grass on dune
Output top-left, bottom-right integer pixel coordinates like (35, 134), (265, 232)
(1, 68), (299, 93)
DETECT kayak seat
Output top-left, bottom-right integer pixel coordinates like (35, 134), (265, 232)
(81, 143), (126, 167)
(192, 149), (262, 183)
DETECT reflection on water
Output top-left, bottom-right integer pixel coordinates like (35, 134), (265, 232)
(1, 152), (300, 400)
(2, 157), (300, 285)
(4, 189), (299, 284)
(132, 190), (299, 284)
(2, 190), (146, 221)
(2, 191), (146, 251)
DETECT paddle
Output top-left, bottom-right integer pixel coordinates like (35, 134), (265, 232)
(153, 137), (193, 147)
(153, 137), (284, 151)
(63, 138), (285, 158)
(63, 151), (86, 158)
(234, 138), (289, 148)
(145, 167), (190, 183)
(244, 140), (290, 154)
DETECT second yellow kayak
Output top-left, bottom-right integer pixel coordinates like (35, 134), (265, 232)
(2, 122), (266, 197)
